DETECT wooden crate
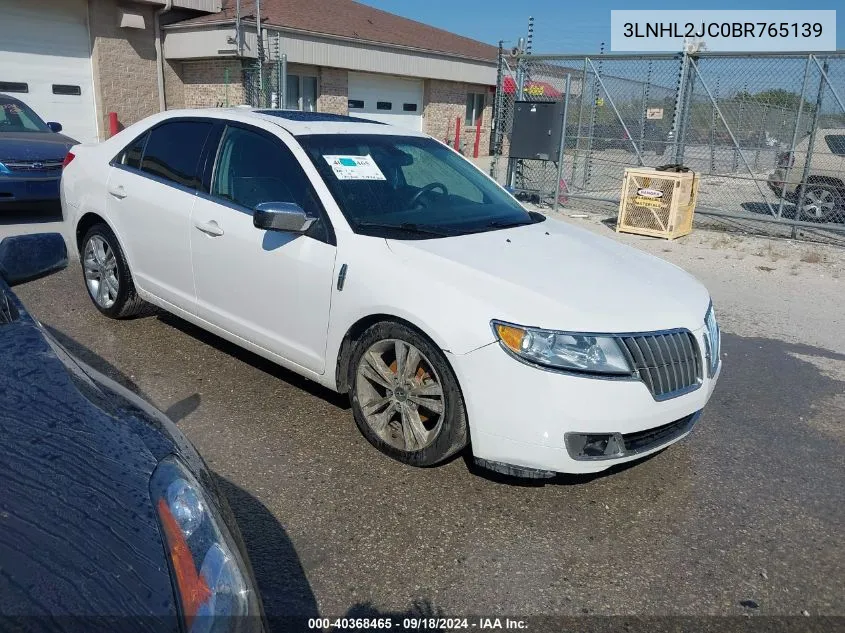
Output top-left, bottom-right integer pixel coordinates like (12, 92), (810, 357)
(616, 167), (700, 240)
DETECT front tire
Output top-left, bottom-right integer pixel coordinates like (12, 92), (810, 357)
(349, 321), (468, 467)
(81, 223), (146, 319)
(799, 184), (843, 222)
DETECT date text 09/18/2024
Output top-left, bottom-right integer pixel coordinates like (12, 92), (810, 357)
(307, 617), (528, 630)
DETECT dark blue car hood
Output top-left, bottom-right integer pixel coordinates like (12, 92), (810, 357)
(0, 289), (178, 628)
(0, 131), (76, 162)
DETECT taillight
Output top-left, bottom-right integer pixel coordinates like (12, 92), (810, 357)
(61, 152), (75, 169)
(777, 151), (794, 168)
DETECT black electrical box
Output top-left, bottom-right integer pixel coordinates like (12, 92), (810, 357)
(509, 100), (564, 160)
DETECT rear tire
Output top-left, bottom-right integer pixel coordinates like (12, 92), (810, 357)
(80, 223), (146, 319)
(348, 321), (468, 467)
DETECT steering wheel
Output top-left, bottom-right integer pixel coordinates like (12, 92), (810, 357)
(409, 182), (449, 208)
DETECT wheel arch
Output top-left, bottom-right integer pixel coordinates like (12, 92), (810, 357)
(334, 313), (452, 394)
(805, 175), (845, 190)
(75, 212), (116, 254)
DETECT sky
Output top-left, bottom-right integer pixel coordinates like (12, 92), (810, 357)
(356, 1), (843, 53)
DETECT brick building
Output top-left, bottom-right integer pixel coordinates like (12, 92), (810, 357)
(0, 0), (498, 154)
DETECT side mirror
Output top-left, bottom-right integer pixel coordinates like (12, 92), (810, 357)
(0, 233), (68, 286)
(47, 122), (63, 133)
(253, 202), (316, 233)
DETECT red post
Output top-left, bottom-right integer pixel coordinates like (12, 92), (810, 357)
(473, 117), (482, 158)
(454, 116), (461, 152)
(108, 112), (120, 138)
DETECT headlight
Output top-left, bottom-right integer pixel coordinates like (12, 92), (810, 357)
(704, 303), (720, 377)
(492, 320), (632, 375)
(151, 457), (262, 633)
(0, 162), (10, 175)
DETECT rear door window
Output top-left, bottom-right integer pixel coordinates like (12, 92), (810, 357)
(140, 120), (213, 189)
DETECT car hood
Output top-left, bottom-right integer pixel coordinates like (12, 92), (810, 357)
(386, 217), (711, 335)
(0, 291), (178, 626)
(0, 131), (76, 161)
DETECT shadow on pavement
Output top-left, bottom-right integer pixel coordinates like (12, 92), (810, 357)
(214, 477), (320, 627)
(157, 312), (350, 410)
(44, 323), (144, 395)
(741, 200), (801, 219)
(0, 205), (63, 226)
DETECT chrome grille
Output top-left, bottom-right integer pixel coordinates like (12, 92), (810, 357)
(619, 331), (702, 400)
(2, 160), (63, 172)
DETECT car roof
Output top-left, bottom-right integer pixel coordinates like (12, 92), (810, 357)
(156, 107), (429, 138)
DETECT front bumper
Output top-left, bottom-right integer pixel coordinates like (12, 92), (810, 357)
(449, 325), (720, 475)
(0, 174), (61, 208)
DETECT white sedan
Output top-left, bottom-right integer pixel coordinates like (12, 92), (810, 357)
(61, 109), (721, 477)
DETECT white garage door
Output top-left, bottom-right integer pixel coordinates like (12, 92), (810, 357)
(347, 72), (423, 131)
(0, 0), (98, 143)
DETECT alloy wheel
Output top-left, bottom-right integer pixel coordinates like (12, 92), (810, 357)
(355, 339), (446, 452)
(801, 188), (836, 220)
(83, 235), (119, 309)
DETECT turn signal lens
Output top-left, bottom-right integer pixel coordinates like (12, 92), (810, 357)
(157, 498), (212, 626)
(494, 323), (526, 352)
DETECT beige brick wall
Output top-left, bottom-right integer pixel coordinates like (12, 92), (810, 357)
(88, 0), (160, 138)
(317, 68), (348, 115)
(423, 80), (493, 156)
(163, 60), (186, 110)
(180, 59), (245, 108)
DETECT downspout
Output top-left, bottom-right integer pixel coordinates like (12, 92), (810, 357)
(235, 0), (241, 55)
(155, 0), (173, 112)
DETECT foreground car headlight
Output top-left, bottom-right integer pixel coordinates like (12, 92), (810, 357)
(704, 303), (720, 377)
(0, 162), (10, 175)
(492, 321), (632, 375)
(151, 457), (261, 632)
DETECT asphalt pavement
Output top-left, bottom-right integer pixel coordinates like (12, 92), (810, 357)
(12, 259), (844, 628)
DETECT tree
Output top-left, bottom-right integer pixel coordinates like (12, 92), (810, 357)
(734, 88), (814, 112)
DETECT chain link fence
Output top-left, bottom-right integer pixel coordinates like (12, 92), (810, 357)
(243, 31), (288, 109)
(490, 51), (845, 238)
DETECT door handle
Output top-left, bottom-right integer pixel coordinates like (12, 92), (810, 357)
(194, 219), (224, 237)
(108, 184), (127, 199)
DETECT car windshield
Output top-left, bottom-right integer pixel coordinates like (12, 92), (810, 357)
(0, 96), (50, 133)
(298, 134), (540, 238)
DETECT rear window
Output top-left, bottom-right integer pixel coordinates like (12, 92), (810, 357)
(824, 134), (845, 156)
(140, 120), (212, 189)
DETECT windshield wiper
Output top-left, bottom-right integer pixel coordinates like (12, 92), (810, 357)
(354, 222), (456, 237)
(462, 219), (534, 235)
(469, 212), (547, 233)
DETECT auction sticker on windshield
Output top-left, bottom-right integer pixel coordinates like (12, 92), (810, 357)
(324, 155), (386, 181)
